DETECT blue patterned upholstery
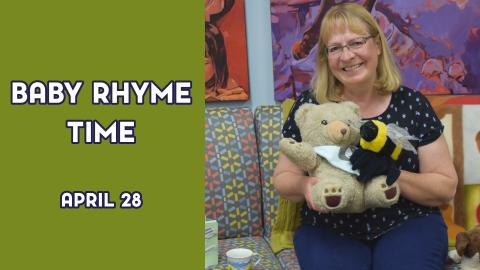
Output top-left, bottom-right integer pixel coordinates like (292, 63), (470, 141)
(254, 106), (283, 242)
(205, 107), (263, 239)
(277, 249), (300, 270)
(205, 106), (301, 269)
(255, 106), (301, 270)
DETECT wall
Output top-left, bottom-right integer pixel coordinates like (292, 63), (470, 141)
(206, 0), (276, 110)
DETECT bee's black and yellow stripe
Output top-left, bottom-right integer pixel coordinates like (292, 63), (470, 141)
(360, 120), (402, 160)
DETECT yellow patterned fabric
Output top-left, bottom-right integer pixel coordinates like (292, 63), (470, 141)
(270, 98), (303, 253)
(254, 106), (282, 241)
(270, 197), (302, 253)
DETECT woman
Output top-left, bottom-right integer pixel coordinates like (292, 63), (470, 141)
(273, 3), (458, 270)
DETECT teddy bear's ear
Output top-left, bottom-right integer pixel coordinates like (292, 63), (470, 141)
(295, 104), (316, 127)
(341, 101), (360, 115)
(456, 231), (470, 257)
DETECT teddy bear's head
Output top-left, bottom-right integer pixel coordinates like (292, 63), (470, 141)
(294, 102), (361, 147)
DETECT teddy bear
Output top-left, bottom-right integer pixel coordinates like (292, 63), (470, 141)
(279, 102), (400, 213)
(448, 225), (480, 270)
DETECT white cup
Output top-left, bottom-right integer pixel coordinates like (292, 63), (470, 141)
(226, 248), (261, 270)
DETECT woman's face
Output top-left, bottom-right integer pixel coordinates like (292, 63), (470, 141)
(326, 27), (380, 90)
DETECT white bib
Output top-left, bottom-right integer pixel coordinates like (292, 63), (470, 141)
(313, 145), (359, 175)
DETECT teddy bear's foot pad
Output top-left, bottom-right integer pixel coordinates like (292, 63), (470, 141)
(322, 185), (344, 209)
(326, 195), (341, 207)
(384, 186), (397, 200)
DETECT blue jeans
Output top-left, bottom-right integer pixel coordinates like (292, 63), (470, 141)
(293, 213), (448, 270)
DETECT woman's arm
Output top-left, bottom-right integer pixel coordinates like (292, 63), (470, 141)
(273, 153), (320, 210)
(397, 135), (458, 207)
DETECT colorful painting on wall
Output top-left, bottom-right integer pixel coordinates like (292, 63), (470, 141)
(461, 103), (480, 229)
(205, 0), (250, 102)
(270, 0), (480, 101)
(427, 96), (480, 230)
(464, 184), (480, 230)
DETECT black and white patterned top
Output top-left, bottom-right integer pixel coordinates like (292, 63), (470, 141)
(282, 86), (444, 240)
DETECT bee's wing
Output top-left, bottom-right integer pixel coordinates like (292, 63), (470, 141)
(387, 124), (418, 154)
(387, 123), (418, 140)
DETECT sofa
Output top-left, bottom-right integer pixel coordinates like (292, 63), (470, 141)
(205, 105), (299, 269)
(204, 105), (463, 270)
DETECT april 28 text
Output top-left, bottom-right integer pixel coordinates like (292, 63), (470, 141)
(60, 191), (143, 209)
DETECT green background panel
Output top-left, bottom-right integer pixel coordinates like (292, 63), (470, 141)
(0, 1), (204, 269)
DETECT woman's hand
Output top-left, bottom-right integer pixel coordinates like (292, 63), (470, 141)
(302, 176), (329, 213)
(274, 153), (318, 203)
(274, 153), (327, 213)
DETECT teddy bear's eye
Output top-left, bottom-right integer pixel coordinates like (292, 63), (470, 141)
(321, 120), (328, 125)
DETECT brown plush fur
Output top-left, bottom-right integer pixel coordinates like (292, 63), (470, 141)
(280, 102), (400, 213)
(449, 225), (480, 269)
(457, 225), (480, 259)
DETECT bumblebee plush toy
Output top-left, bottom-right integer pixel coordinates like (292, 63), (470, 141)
(359, 120), (417, 160)
(350, 120), (418, 185)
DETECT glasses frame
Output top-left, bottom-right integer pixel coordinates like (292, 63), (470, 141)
(325, 36), (374, 57)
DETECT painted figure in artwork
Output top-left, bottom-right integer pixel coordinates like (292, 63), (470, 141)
(205, 0), (248, 102)
(205, 22), (247, 102)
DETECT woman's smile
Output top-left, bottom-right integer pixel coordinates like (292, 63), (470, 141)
(342, 62), (364, 72)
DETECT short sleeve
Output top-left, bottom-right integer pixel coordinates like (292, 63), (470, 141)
(415, 92), (444, 146)
(282, 91), (318, 142)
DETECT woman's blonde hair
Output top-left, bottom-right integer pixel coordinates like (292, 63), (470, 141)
(311, 3), (401, 103)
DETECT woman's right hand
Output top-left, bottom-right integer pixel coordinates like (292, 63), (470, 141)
(273, 153), (325, 213)
(302, 176), (322, 212)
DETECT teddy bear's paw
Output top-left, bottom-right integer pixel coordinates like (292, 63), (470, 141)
(280, 137), (297, 146)
(314, 183), (345, 210)
(279, 138), (299, 154)
(383, 184), (398, 201)
(279, 138), (290, 147)
(365, 177), (399, 208)
(280, 138), (308, 151)
(279, 138), (317, 171)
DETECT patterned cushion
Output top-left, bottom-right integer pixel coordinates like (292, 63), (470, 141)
(254, 106), (283, 241)
(207, 236), (283, 270)
(205, 107), (263, 239)
(276, 249), (300, 270)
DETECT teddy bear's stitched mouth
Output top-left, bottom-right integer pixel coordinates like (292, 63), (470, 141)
(326, 195), (341, 208)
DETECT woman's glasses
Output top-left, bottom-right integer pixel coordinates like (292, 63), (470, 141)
(326, 36), (373, 57)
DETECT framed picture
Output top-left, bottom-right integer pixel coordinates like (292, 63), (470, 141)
(205, 0), (250, 102)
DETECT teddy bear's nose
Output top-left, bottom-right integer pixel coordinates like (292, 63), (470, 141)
(341, 128), (347, 135)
